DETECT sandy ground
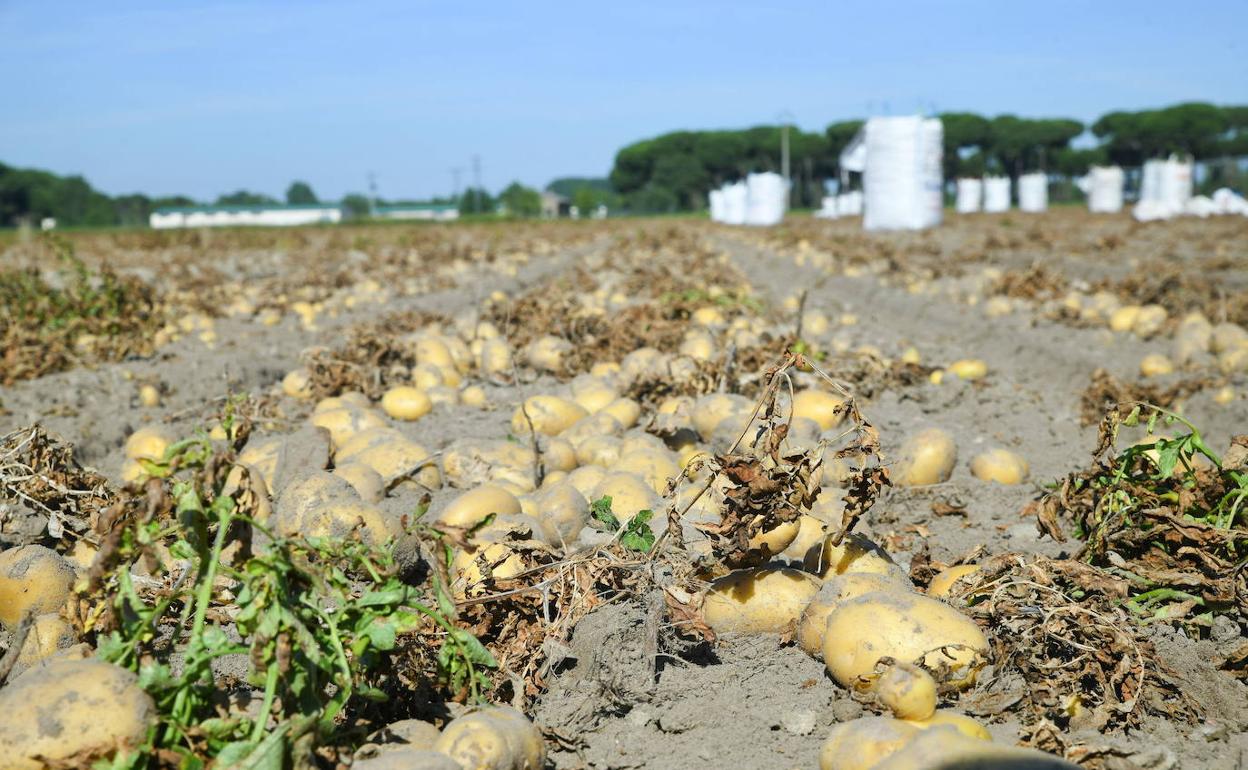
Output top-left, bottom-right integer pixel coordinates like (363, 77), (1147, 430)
(2, 212), (1246, 769)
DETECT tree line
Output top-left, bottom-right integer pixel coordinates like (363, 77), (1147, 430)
(609, 101), (1248, 212)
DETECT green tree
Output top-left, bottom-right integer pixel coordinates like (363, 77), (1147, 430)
(215, 190), (278, 206)
(341, 193), (372, 219)
(499, 181), (541, 217)
(458, 187), (494, 216)
(285, 180), (319, 205)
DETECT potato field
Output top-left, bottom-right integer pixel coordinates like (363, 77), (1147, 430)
(1, 210), (1246, 770)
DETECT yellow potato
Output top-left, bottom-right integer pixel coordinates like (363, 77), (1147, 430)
(926, 564), (982, 598)
(336, 428), (441, 489)
(692, 306), (725, 327)
(968, 448), (1029, 485)
(137, 384), (161, 407)
(823, 591), (989, 689)
(818, 716), (921, 770)
(381, 387), (433, 421)
(680, 330), (716, 360)
(0, 546), (76, 629)
(781, 514), (828, 561)
(460, 384), (488, 408)
(560, 412), (624, 448)
(796, 573), (909, 657)
(334, 462), (387, 503)
(1131, 304), (1168, 338)
(892, 428), (957, 487)
(415, 336), (456, 371)
(565, 465), (607, 499)
(238, 436), (283, 489)
(875, 660), (937, 721)
(453, 542), (528, 590)
(282, 369), (313, 399)
(411, 362), (446, 390)
(541, 437), (579, 473)
(434, 706), (545, 770)
(900, 346), (921, 365)
(591, 472), (660, 521)
(510, 395), (588, 437)
(791, 389), (845, 431)
(1139, 353), (1175, 377)
(947, 359), (987, 381)
(691, 393), (751, 440)
(0, 658), (155, 770)
(805, 533), (908, 582)
(569, 376), (619, 413)
(615, 448), (681, 495)
(534, 482), (589, 545)
(746, 518), (801, 559)
(438, 485), (523, 529)
(870, 724), (1076, 770)
(702, 566), (821, 635)
(478, 338), (514, 376)
(310, 406), (389, 448)
(123, 424), (175, 462)
(1109, 304), (1141, 332)
(271, 472), (400, 546)
(599, 397), (642, 429)
(524, 335), (572, 373)
(576, 434), (622, 468)
(589, 360), (620, 378)
(14, 612), (78, 672)
(912, 710), (991, 741)
(619, 347), (667, 383)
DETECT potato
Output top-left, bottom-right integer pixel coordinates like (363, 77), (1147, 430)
(1131, 304), (1168, 338)
(0, 545), (76, 629)
(415, 336), (456, 371)
(336, 428), (441, 489)
(893, 428), (957, 487)
(796, 573), (908, 656)
(439, 485), (523, 529)
(680, 330), (715, 360)
(311, 406), (389, 448)
(805, 533), (908, 582)
(968, 448), (1029, 485)
(1220, 344), (1248, 374)
(781, 514), (828, 561)
(0, 658), (155, 769)
(818, 716), (921, 770)
(1172, 313), (1213, 364)
(566, 465), (607, 499)
(1139, 353), (1175, 377)
(381, 387), (433, 420)
(478, 338), (514, 376)
(534, 482), (589, 545)
(702, 566), (821, 635)
(926, 564), (982, 598)
(599, 397), (641, 429)
(124, 424), (175, 461)
(137, 383), (161, 407)
(747, 518), (801, 559)
(524, 335), (572, 373)
(1109, 304), (1141, 332)
(615, 448), (681, 495)
(947, 359), (987, 381)
(875, 660), (937, 721)
(334, 462), (387, 503)
(576, 434), (622, 468)
(870, 725), (1077, 770)
(822, 591), (989, 689)
(1212, 322), (1248, 353)
(560, 412), (624, 448)
(453, 542), (528, 590)
(569, 376), (618, 413)
(410, 362), (446, 390)
(1214, 386), (1236, 405)
(460, 385), (488, 408)
(589, 360), (620, 378)
(619, 347), (666, 383)
(591, 472), (660, 522)
(14, 612), (78, 671)
(691, 393), (751, 439)
(271, 472), (400, 546)
(282, 369), (313, 399)
(914, 710), (991, 741)
(791, 389), (845, 431)
(511, 395), (588, 437)
(434, 706), (545, 770)
(692, 306), (726, 328)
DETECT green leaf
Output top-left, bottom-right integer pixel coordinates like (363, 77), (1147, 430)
(590, 496), (620, 531)
(357, 587), (409, 608)
(364, 618), (397, 651)
(620, 509), (656, 553)
(448, 627), (498, 668)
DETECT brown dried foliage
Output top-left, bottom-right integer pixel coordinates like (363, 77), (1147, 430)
(0, 426), (115, 549)
(1079, 368), (1216, 426)
(302, 309), (451, 399)
(958, 554), (1203, 735)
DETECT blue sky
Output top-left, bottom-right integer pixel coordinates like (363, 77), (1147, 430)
(3, 1), (1245, 202)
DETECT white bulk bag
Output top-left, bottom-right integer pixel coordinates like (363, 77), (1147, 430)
(709, 189), (726, 223)
(837, 191), (863, 216)
(1018, 173), (1048, 212)
(1183, 196), (1217, 218)
(983, 177), (1011, 212)
(1087, 166), (1124, 213)
(722, 182), (748, 225)
(955, 178), (982, 213)
(744, 172), (788, 226)
(859, 116), (944, 231)
(1212, 188), (1248, 216)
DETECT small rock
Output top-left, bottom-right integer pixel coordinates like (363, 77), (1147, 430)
(780, 709), (816, 736)
(626, 708), (652, 728)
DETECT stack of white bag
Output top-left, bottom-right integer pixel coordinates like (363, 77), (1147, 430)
(983, 177), (1011, 212)
(1081, 166), (1125, 213)
(1018, 173), (1048, 212)
(955, 179), (982, 213)
(1133, 157), (1193, 221)
(843, 116), (942, 231)
(814, 190), (865, 219)
(708, 174), (787, 226)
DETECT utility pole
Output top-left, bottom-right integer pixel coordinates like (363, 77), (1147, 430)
(367, 172), (378, 217)
(777, 110), (795, 209)
(471, 155), (482, 214)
